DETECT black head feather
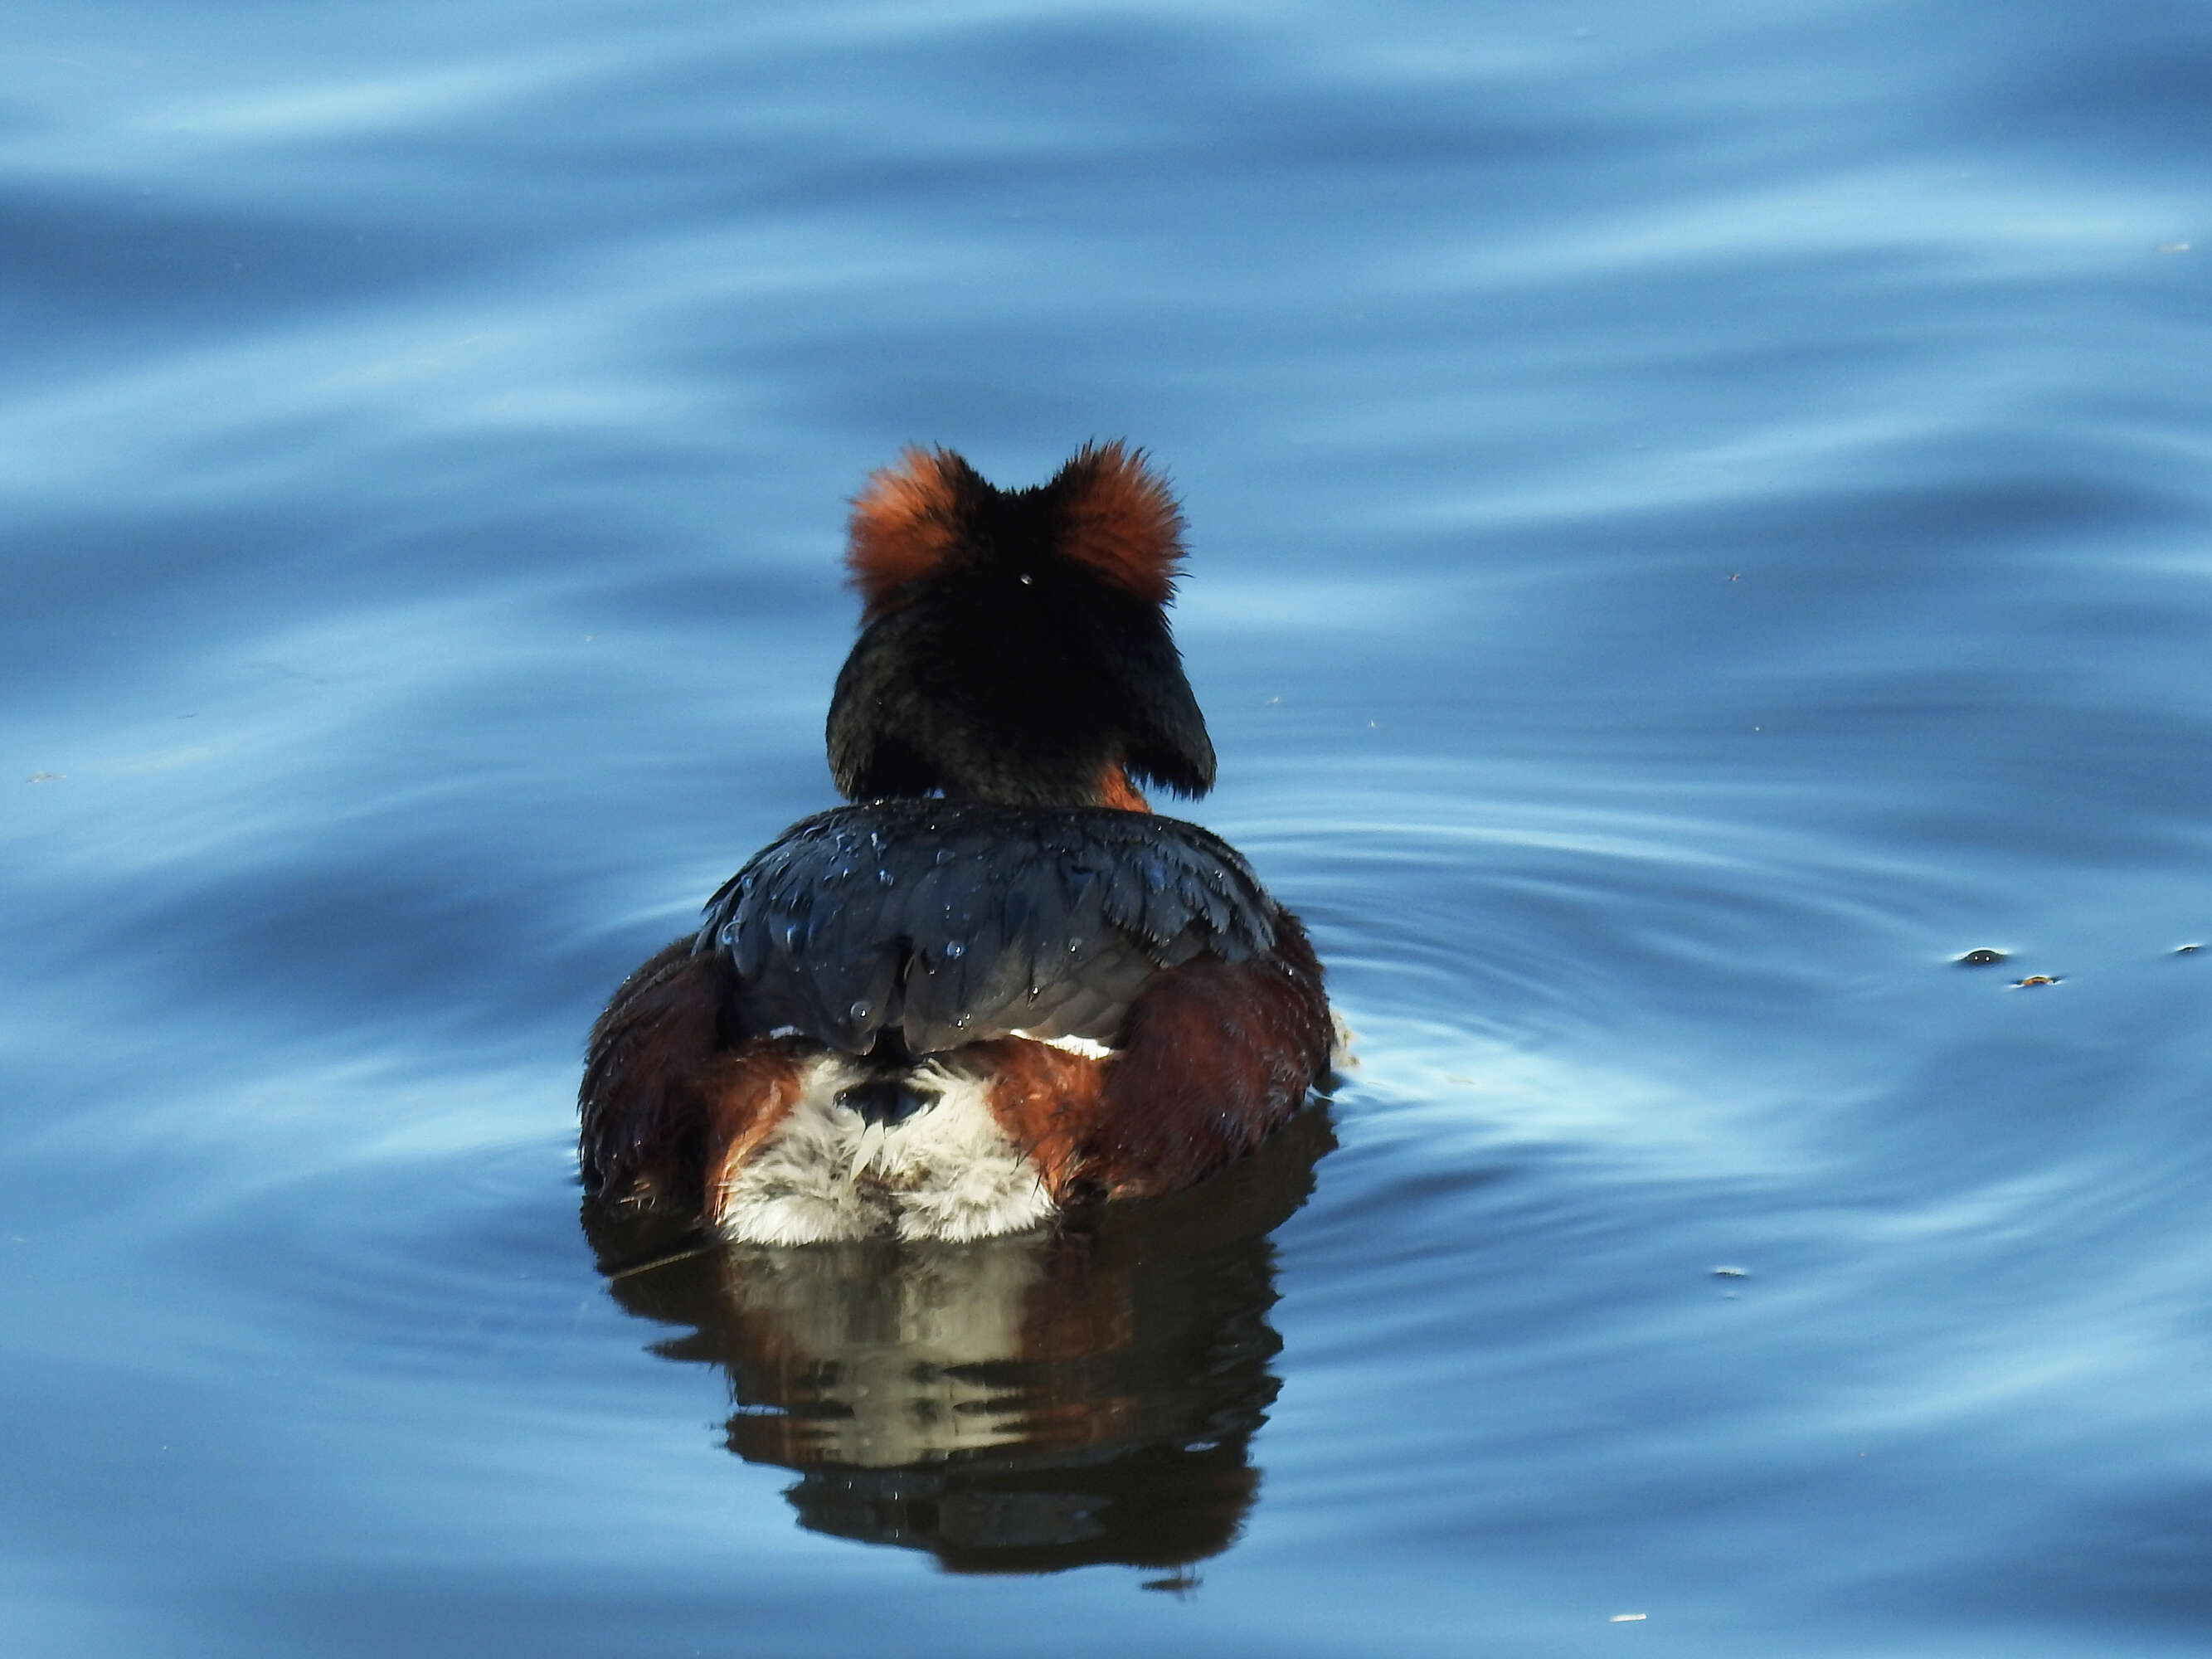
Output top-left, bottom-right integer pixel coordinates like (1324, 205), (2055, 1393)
(828, 445), (1216, 807)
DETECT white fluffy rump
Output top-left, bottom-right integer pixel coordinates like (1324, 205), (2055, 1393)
(715, 1057), (1057, 1245)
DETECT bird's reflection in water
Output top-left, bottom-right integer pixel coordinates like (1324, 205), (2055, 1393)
(587, 1106), (1333, 1577)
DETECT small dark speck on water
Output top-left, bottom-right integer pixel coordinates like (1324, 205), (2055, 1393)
(1711, 1266), (1749, 1279)
(2176, 944), (2203, 955)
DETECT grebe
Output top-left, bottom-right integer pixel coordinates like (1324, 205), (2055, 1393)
(579, 443), (1332, 1243)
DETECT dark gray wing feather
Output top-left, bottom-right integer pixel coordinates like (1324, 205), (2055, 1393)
(698, 800), (1280, 1055)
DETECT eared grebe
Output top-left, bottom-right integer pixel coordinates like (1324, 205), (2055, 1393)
(580, 444), (1333, 1243)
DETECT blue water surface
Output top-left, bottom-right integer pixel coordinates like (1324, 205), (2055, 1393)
(7, 0), (2212, 1653)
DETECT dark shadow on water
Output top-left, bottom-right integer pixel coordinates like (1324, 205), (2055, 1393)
(584, 1106), (1334, 1576)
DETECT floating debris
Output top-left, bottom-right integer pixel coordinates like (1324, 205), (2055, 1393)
(2010, 975), (2061, 988)
(2176, 944), (2203, 956)
(1956, 948), (2007, 967)
(1610, 1612), (1649, 1623)
(1711, 1266), (1749, 1279)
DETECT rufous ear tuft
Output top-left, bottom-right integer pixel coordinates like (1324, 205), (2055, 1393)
(847, 448), (975, 615)
(1052, 442), (1186, 606)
